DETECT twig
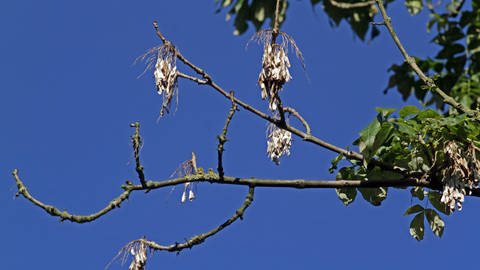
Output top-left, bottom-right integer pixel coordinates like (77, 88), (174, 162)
(217, 92), (238, 179)
(273, 0), (282, 37)
(130, 122), (147, 188)
(12, 169), (132, 223)
(124, 186), (255, 253)
(329, 0), (375, 9)
(177, 71), (207, 85)
(374, 0), (480, 120)
(283, 106), (311, 135)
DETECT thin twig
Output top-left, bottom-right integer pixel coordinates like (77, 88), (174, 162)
(217, 92), (238, 179)
(273, 0), (282, 37)
(177, 71), (207, 85)
(375, 0), (480, 120)
(283, 106), (311, 135)
(123, 186), (255, 253)
(130, 122), (147, 188)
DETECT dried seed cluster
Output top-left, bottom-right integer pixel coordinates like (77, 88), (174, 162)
(441, 141), (480, 211)
(258, 43), (292, 111)
(267, 123), (292, 165)
(129, 242), (147, 270)
(252, 30), (303, 112)
(153, 45), (178, 116)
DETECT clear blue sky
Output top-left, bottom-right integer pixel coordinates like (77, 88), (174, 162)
(1, 1), (478, 269)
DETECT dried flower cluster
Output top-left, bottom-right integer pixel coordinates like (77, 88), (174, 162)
(128, 242), (148, 270)
(154, 45), (178, 116)
(258, 42), (292, 110)
(252, 30), (303, 111)
(440, 141), (480, 211)
(267, 123), (292, 165)
(137, 44), (179, 117)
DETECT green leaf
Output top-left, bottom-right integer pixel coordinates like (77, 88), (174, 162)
(409, 212), (425, 241)
(366, 167), (403, 181)
(329, 153), (344, 174)
(335, 187), (357, 206)
(358, 187), (387, 206)
(358, 117), (381, 159)
(405, 0), (423, 15)
(253, 2), (265, 22)
(425, 209), (445, 237)
(399, 105), (420, 118)
(404, 204), (424, 215)
(370, 122), (394, 156)
(410, 187), (425, 200)
(416, 109), (441, 120)
(395, 120), (418, 137)
(335, 167), (358, 206)
(428, 191), (451, 215)
(375, 107), (396, 119)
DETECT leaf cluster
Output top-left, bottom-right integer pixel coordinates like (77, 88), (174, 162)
(386, 1), (480, 110)
(332, 105), (480, 239)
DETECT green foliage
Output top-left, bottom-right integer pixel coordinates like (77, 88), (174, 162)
(215, 0), (382, 40)
(332, 105), (480, 239)
(404, 205), (445, 240)
(215, 0), (288, 35)
(409, 211), (425, 241)
(425, 208), (445, 237)
(405, 0), (423, 15)
(386, 2), (480, 110)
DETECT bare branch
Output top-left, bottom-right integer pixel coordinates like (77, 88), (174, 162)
(217, 92), (238, 179)
(124, 186), (255, 253)
(130, 122), (147, 188)
(12, 169), (132, 223)
(177, 71), (207, 85)
(12, 167), (480, 224)
(284, 106), (311, 135)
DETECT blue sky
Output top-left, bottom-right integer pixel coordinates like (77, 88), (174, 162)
(1, 0), (478, 269)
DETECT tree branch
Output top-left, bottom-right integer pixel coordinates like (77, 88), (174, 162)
(375, 0), (480, 119)
(12, 169), (132, 223)
(124, 186), (254, 253)
(217, 92), (238, 179)
(13, 168), (480, 224)
(153, 22), (406, 175)
(130, 122), (147, 188)
(284, 106), (311, 135)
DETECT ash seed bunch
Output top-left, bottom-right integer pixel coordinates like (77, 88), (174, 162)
(258, 42), (292, 111)
(128, 242), (148, 270)
(251, 30), (304, 111)
(266, 122), (292, 165)
(154, 44), (178, 116)
(440, 141), (480, 212)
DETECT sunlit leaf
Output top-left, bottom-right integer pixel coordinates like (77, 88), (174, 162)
(425, 209), (445, 237)
(409, 212), (425, 241)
